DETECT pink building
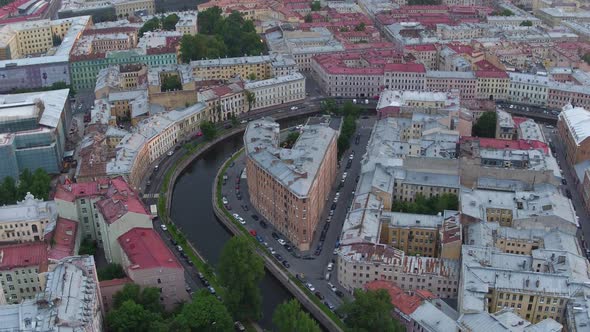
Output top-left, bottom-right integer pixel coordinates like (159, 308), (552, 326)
(100, 277), (132, 312)
(47, 217), (79, 261)
(425, 71), (476, 100)
(383, 63), (426, 91)
(118, 228), (189, 310)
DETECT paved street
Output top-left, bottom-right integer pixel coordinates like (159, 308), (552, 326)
(221, 115), (376, 311)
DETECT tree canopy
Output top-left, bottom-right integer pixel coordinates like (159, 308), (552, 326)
(162, 14), (180, 31)
(392, 193), (458, 215)
(217, 236), (265, 321)
(519, 20), (533, 26)
(171, 290), (234, 331)
(273, 299), (321, 332)
(472, 111), (497, 138)
(179, 8), (265, 63)
(98, 263), (126, 281)
(583, 53), (590, 65)
(310, 1), (321, 11)
(337, 289), (402, 332)
(106, 300), (167, 332)
(200, 121), (217, 141)
(0, 168), (51, 205)
(161, 74), (182, 92)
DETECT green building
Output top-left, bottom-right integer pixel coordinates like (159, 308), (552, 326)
(70, 49), (178, 91)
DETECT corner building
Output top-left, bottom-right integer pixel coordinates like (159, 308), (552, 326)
(244, 118), (337, 251)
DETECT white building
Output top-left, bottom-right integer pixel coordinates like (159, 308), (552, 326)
(245, 72), (305, 110)
(507, 72), (550, 107)
(0, 255), (103, 332)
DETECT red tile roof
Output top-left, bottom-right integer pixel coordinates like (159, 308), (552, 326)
(48, 217), (78, 261)
(118, 228), (182, 270)
(0, 242), (48, 272)
(365, 280), (425, 315)
(405, 44), (437, 52)
(384, 63), (426, 73)
(56, 177), (150, 224)
(475, 70), (508, 79)
(100, 277), (132, 288)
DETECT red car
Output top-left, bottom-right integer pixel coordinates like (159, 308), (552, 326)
(249, 230), (257, 236)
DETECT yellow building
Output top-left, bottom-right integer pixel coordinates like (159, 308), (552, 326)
(475, 71), (510, 100)
(113, 0), (155, 17)
(190, 55), (277, 80)
(0, 194), (56, 244)
(0, 17), (79, 60)
(379, 212), (443, 257)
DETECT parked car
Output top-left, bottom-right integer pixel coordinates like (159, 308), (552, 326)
(282, 260), (290, 268)
(328, 282), (337, 292)
(251, 214), (259, 221)
(290, 106), (298, 111)
(315, 292), (324, 300)
(176, 245), (183, 252)
(284, 244), (292, 251)
(208, 286), (216, 294)
(306, 283), (315, 292)
(277, 238), (286, 245)
(167, 150), (174, 156)
(325, 301), (335, 310)
(562, 178), (567, 185)
(259, 220), (267, 228)
(272, 232), (280, 240)
(160, 224), (168, 231)
(327, 262), (334, 271)
(234, 321), (246, 331)
(335, 290), (344, 298)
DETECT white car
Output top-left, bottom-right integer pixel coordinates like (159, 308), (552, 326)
(240, 120), (248, 124)
(232, 213), (240, 219)
(327, 282), (337, 292)
(333, 197), (338, 203)
(327, 262), (334, 271)
(167, 150), (174, 156)
(290, 106), (298, 111)
(349, 154), (354, 160)
(277, 238), (286, 245)
(160, 224), (168, 231)
(238, 217), (246, 225)
(222, 197), (229, 205)
(342, 172), (348, 179)
(306, 283), (315, 292)
(270, 247), (277, 255)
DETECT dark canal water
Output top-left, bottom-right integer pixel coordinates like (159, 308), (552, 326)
(170, 116), (311, 329)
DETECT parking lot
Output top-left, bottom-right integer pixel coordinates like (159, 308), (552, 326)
(221, 116), (376, 311)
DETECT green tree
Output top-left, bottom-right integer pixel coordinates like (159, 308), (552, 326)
(304, 13), (313, 23)
(230, 114), (239, 126)
(172, 290), (233, 331)
(198, 6), (223, 34)
(492, 9), (514, 16)
(217, 236), (264, 321)
(98, 263), (126, 281)
(320, 98), (337, 113)
(78, 238), (97, 256)
(582, 53), (590, 65)
(139, 287), (165, 314)
(248, 73), (257, 80)
(310, 1), (321, 11)
(106, 300), (166, 332)
(0, 176), (17, 205)
(18, 169), (34, 198)
(354, 22), (366, 32)
(273, 299), (321, 332)
(162, 14), (180, 31)
(30, 168), (51, 200)
(520, 20), (533, 26)
(338, 289), (401, 332)
(283, 131), (300, 148)
(340, 27), (349, 32)
(392, 193), (458, 215)
(161, 74), (182, 92)
(139, 17), (161, 37)
(472, 111), (497, 138)
(245, 90), (256, 111)
(200, 121), (218, 141)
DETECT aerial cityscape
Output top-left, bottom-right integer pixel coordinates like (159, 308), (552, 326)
(0, 0), (590, 330)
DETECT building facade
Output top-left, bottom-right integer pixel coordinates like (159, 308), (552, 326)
(245, 118), (338, 250)
(0, 89), (71, 179)
(245, 73), (306, 110)
(0, 242), (47, 304)
(557, 105), (590, 165)
(0, 194), (56, 243)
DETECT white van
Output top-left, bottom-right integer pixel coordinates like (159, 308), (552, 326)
(325, 273), (331, 281)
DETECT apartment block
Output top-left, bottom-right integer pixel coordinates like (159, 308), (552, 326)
(458, 309), (562, 332)
(0, 242), (48, 304)
(95, 64), (148, 99)
(475, 70), (509, 100)
(147, 64), (197, 109)
(118, 228), (189, 310)
(366, 280), (459, 332)
(460, 184), (578, 233)
(54, 177), (152, 264)
(376, 89), (461, 118)
(459, 245), (589, 325)
(0, 255), (103, 331)
(190, 54), (297, 81)
(0, 194), (56, 243)
(0, 89), (71, 180)
(198, 81), (246, 122)
(557, 105), (590, 165)
(425, 71), (477, 101)
(245, 118), (337, 250)
(496, 109), (517, 140)
(244, 72), (306, 110)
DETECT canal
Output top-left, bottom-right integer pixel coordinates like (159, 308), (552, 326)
(169, 116), (313, 329)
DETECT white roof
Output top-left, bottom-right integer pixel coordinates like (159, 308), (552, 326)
(558, 105), (590, 145)
(0, 89), (69, 128)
